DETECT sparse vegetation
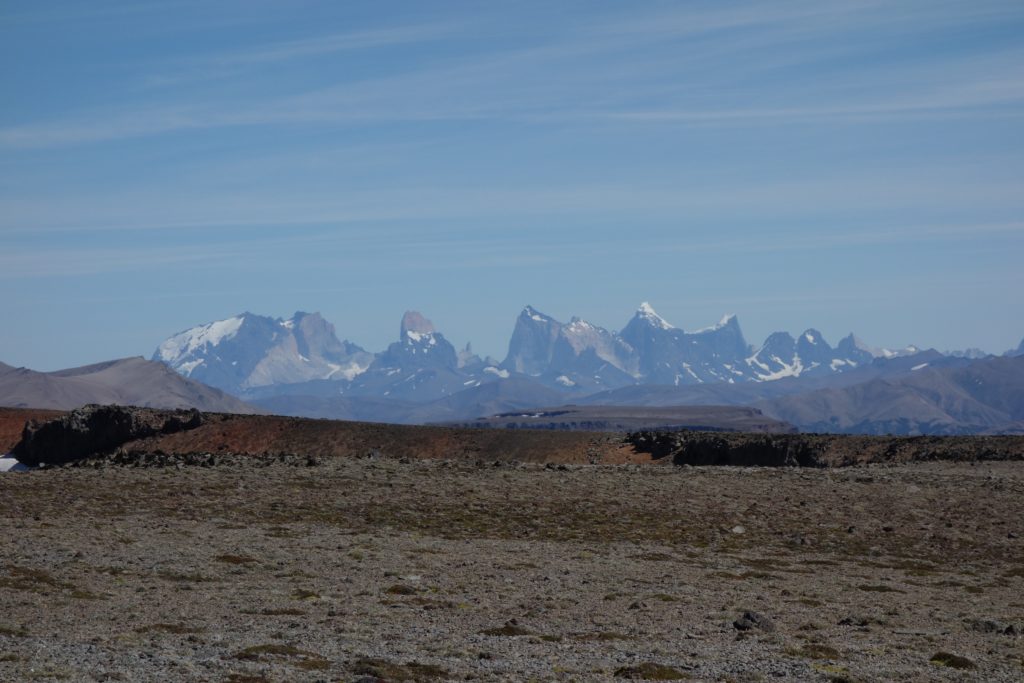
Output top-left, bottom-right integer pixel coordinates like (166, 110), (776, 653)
(214, 555), (258, 565)
(614, 662), (690, 679)
(787, 643), (841, 660)
(136, 623), (203, 635)
(481, 623), (535, 636)
(351, 657), (449, 681)
(930, 651), (976, 669)
(234, 644), (330, 671)
(2, 449), (1022, 681)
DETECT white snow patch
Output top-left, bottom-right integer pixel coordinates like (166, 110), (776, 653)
(299, 354), (310, 363)
(804, 332), (816, 344)
(0, 456), (29, 473)
(484, 366), (510, 379)
(681, 362), (700, 381)
(405, 331), (437, 347)
(911, 362), (929, 371)
(325, 361), (369, 381)
(555, 375), (576, 387)
(280, 319), (295, 330)
(695, 314), (735, 333)
(877, 345), (921, 359)
(754, 354), (804, 381)
(177, 359), (204, 376)
(830, 359), (850, 371)
(746, 355), (770, 372)
(637, 302), (673, 330)
(530, 313), (546, 322)
(158, 316), (244, 362)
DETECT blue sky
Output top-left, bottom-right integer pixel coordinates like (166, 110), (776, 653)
(2, 0), (1023, 369)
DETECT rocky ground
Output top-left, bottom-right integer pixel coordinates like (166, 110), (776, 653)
(1, 454), (1022, 682)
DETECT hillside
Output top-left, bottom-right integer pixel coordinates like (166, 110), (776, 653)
(758, 355), (1024, 434)
(0, 357), (258, 414)
(440, 404), (795, 433)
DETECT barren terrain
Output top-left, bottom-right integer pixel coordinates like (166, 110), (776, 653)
(1, 453), (1022, 681)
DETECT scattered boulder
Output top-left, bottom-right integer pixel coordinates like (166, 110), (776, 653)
(733, 610), (775, 632)
(12, 404), (204, 467)
(964, 618), (1018, 636)
(480, 619), (534, 637)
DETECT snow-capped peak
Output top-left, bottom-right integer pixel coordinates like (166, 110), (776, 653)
(695, 314), (737, 333)
(157, 315), (245, 363)
(567, 316), (594, 331)
(636, 302), (673, 330)
(865, 343), (921, 359)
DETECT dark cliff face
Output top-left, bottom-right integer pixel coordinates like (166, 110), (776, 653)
(626, 430), (825, 466)
(502, 306), (563, 376)
(376, 311), (458, 372)
(13, 404), (204, 467)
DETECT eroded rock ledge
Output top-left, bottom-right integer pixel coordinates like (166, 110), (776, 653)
(13, 404), (204, 467)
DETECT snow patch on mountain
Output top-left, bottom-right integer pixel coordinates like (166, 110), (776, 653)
(636, 302), (673, 330)
(157, 316), (244, 362)
(695, 314), (736, 333)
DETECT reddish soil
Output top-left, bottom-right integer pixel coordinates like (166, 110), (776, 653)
(0, 408), (63, 452)
(126, 413), (649, 465)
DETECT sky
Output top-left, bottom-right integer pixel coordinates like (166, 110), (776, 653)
(2, 0), (1023, 370)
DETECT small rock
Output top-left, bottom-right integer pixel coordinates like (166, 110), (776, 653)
(965, 618), (1019, 636)
(965, 618), (1001, 633)
(731, 525), (746, 534)
(733, 611), (774, 632)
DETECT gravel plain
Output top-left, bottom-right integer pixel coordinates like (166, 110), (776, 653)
(1, 455), (1022, 682)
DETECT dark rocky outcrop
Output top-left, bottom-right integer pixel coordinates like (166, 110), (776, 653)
(626, 429), (1024, 467)
(13, 404), (204, 466)
(628, 431), (824, 466)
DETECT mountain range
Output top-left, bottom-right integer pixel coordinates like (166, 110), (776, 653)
(147, 304), (1024, 434)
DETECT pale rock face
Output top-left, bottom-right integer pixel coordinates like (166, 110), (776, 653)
(152, 311), (371, 394)
(400, 311), (436, 337)
(501, 306), (636, 391)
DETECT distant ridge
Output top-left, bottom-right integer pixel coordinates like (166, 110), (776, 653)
(0, 357), (258, 413)
(757, 355), (1024, 435)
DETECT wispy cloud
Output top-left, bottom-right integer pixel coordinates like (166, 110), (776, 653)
(144, 22), (460, 86)
(4, 161), (1023, 236)
(4, 2), (1023, 148)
